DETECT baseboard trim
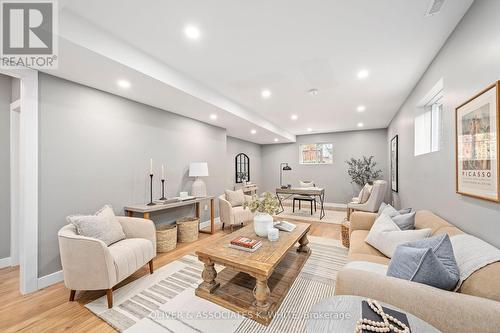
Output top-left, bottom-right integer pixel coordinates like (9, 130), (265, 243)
(0, 257), (11, 269)
(200, 217), (221, 229)
(38, 270), (64, 289)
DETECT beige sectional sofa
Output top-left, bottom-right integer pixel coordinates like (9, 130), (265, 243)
(335, 210), (500, 333)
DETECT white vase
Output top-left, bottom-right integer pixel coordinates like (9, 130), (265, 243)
(253, 212), (273, 237)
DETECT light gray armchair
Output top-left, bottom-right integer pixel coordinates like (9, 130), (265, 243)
(347, 180), (387, 219)
(218, 194), (254, 232)
(58, 216), (156, 308)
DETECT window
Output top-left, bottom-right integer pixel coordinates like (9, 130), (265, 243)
(415, 81), (443, 156)
(299, 143), (333, 164)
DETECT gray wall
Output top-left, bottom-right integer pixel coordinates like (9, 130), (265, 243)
(388, 0), (500, 247)
(38, 73), (227, 276)
(261, 129), (388, 203)
(0, 74), (11, 259)
(226, 136), (262, 190)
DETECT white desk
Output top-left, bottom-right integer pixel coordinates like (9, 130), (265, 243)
(275, 187), (325, 219)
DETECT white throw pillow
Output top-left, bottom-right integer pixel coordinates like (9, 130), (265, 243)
(68, 205), (125, 246)
(300, 180), (314, 188)
(96, 204), (117, 220)
(379, 203), (400, 217)
(365, 213), (432, 258)
(359, 184), (373, 204)
(225, 189), (245, 207)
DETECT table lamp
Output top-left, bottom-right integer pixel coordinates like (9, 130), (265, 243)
(280, 163), (292, 189)
(189, 162), (209, 197)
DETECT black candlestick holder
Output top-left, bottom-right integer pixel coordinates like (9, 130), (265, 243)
(147, 174), (156, 206)
(159, 179), (167, 200)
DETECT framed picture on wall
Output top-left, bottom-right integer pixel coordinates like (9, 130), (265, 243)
(390, 135), (399, 192)
(455, 81), (500, 203)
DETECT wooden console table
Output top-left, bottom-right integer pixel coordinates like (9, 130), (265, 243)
(124, 196), (215, 234)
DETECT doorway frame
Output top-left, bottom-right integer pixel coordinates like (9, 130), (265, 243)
(1, 68), (39, 294)
(10, 98), (20, 266)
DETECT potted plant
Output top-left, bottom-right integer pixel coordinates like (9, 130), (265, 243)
(345, 155), (382, 193)
(244, 192), (280, 237)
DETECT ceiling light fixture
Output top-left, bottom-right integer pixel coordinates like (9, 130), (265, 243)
(307, 128), (312, 132)
(357, 69), (370, 79)
(117, 79), (131, 89)
(209, 114), (217, 120)
(251, 129), (257, 134)
(308, 88), (319, 96)
(184, 25), (201, 40)
(357, 122), (364, 128)
(261, 90), (272, 98)
(357, 105), (366, 112)
(291, 114), (298, 120)
(274, 138), (279, 142)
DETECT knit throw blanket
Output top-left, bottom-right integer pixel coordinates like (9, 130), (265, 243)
(450, 234), (500, 291)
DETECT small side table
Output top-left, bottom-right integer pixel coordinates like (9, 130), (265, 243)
(341, 220), (350, 248)
(306, 295), (439, 333)
(241, 184), (258, 195)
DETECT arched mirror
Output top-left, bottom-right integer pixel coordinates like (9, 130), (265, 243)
(235, 153), (250, 183)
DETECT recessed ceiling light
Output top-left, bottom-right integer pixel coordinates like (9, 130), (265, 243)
(357, 122), (364, 128)
(261, 90), (272, 98)
(291, 114), (298, 120)
(184, 25), (201, 40)
(307, 128), (313, 132)
(308, 88), (319, 96)
(274, 138), (279, 142)
(209, 114), (217, 120)
(117, 79), (131, 89)
(357, 105), (366, 112)
(357, 69), (370, 79)
(251, 129), (257, 134)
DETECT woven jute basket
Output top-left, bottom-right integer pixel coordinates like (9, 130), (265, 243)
(177, 217), (199, 243)
(156, 224), (177, 253)
(341, 220), (350, 248)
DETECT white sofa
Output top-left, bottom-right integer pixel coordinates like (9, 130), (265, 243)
(218, 194), (254, 231)
(58, 216), (156, 308)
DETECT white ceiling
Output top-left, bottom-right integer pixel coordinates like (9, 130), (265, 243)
(49, 0), (473, 143)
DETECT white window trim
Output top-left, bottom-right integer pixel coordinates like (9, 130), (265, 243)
(414, 79), (444, 157)
(299, 143), (333, 165)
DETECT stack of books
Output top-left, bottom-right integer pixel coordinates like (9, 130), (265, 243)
(229, 236), (262, 252)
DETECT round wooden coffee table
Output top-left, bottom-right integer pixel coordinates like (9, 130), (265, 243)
(306, 295), (439, 333)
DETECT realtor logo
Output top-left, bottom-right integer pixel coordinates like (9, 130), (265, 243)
(1, 0), (58, 68)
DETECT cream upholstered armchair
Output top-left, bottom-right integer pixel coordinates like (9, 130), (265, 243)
(58, 216), (156, 308)
(218, 194), (254, 232)
(347, 180), (387, 219)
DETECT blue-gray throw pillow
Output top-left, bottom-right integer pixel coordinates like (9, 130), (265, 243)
(377, 202), (412, 217)
(387, 234), (459, 291)
(398, 208), (412, 215)
(392, 211), (416, 230)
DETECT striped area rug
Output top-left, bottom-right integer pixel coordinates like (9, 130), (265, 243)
(85, 236), (348, 333)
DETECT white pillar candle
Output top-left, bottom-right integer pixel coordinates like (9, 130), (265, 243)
(150, 158), (153, 175)
(161, 164), (165, 180)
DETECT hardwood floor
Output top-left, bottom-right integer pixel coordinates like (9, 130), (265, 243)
(0, 221), (340, 333)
